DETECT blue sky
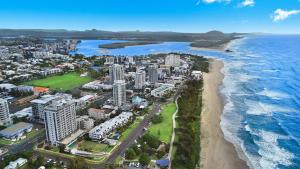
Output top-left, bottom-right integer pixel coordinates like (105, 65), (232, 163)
(0, 0), (299, 33)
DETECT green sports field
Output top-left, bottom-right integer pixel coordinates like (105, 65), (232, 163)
(149, 102), (177, 143)
(22, 72), (93, 91)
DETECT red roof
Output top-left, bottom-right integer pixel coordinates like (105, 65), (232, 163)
(33, 87), (49, 93)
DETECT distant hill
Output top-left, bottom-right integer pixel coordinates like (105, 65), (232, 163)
(0, 29), (245, 48)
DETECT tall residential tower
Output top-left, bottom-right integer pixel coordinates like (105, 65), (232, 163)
(113, 80), (126, 107)
(109, 64), (124, 83)
(0, 99), (11, 126)
(148, 64), (158, 84)
(44, 98), (77, 145)
(135, 70), (146, 89)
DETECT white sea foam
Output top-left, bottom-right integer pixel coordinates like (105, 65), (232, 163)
(245, 100), (294, 116)
(255, 130), (294, 169)
(219, 36), (298, 169)
(221, 100), (258, 169)
(258, 88), (290, 100)
(245, 124), (251, 132)
(228, 122), (294, 169)
(238, 74), (257, 83)
(262, 69), (280, 73)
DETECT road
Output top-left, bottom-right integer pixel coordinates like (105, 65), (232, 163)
(105, 102), (161, 164)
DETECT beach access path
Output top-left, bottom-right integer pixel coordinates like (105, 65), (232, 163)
(167, 96), (178, 168)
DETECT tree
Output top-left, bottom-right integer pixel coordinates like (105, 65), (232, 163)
(151, 114), (163, 124)
(139, 153), (151, 166)
(71, 88), (82, 98)
(142, 133), (160, 149)
(70, 157), (87, 169)
(157, 150), (166, 159)
(35, 155), (44, 167)
(125, 148), (136, 160)
(59, 144), (66, 153)
(132, 144), (141, 156)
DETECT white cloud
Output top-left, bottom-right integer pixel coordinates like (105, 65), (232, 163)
(240, 0), (255, 7)
(272, 9), (300, 22)
(203, 0), (217, 3)
(196, 0), (230, 5)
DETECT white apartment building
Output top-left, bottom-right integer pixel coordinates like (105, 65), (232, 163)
(113, 80), (126, 107)
(31, 93), (72, 122)
(0, 98), (12, 126)
(89, 112), (133, 140)
(151, 84), (174, 98)
(39, 68), (62, 76)
(105, 57), (115, 65)
(82, 80), (113, 90)
(88, 108), (116, 120)
(134, 70), (146, 89)
(44, 98), (77, 145)
(109, 64), (124, 83)
(76, 116), (94, 130)
(165, 54), (180, 67)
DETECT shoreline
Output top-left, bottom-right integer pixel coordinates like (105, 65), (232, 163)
(190, 41), (231, 52)
(200, 59), (249, 169)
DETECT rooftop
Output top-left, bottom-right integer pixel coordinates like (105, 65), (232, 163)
(0, 122), (33, 135)
(33, 87), (49, 93)
(60, 129), (85, 145)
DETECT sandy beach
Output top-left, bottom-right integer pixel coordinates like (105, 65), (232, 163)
(190, 42), (230, 52)
(200, 59), (249, 169)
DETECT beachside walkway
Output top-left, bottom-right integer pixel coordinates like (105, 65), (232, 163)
(168, 96), (179, 169)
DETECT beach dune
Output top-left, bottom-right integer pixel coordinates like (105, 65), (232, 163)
(200, 59), (249, 169)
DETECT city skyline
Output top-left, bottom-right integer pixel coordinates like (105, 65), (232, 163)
(0, 0), (299, 34)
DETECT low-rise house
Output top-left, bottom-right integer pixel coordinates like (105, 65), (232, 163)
(33, 87), (49, 95)
(14, 85), (33, 92)
(74, 95), (95, 110)
(191, 70), (203, 80)
(103, 138), (117, 146)
(0, 83), (16, 92)
(11, 107), (32, 118)
(156, 159), (170, 168)
(88, 108), (116, 120)
(0, 122), (33, 140)
(132, 96), (148, 109)
(4, 158), (28, 169)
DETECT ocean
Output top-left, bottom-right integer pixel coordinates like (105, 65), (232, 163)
(71, 35), (300, 169)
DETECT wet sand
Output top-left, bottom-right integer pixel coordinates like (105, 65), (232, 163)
(200, 59), (249, 169)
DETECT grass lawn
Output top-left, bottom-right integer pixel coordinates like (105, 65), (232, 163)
(22, 72), (93, 91)
(78, 140), (112, 153)
(36, 148), (105, 164)
(149, 102), (177, 143)
(25, 129), (44, 140)
(0, 138), (12, 145)
(119, 118), (142, 141)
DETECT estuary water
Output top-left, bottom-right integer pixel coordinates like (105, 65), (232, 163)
(72, 35), (300, 169)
